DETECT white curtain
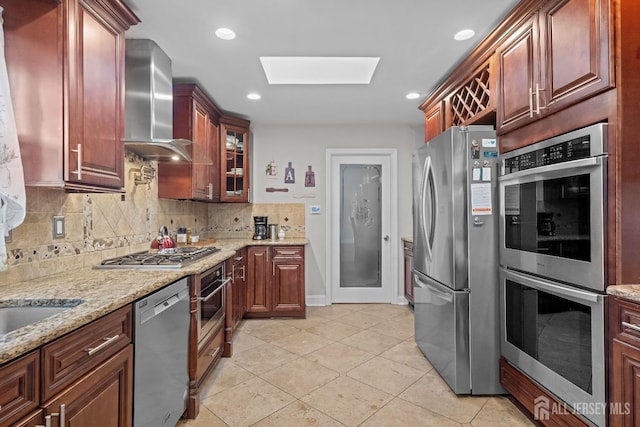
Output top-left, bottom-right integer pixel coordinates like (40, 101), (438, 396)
(0, 6), (26, 271)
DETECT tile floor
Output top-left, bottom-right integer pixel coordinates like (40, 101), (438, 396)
(178, 304), (534, 427)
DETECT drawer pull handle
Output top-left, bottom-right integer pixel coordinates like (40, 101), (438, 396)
(48, 404), (65, 426)
(622, 321), (640, 333)
(209, 347), (221, 359)
(278, 251), (298, 255)
(86, 335), (119, 356)
(44, 415), (51, 427)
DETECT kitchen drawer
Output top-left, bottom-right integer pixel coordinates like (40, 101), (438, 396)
(271, 246), (304, 259)
(196, 324), (223, 386)
(610, 297), (640, 347)
(41, 305), (132, 401)
(0, 350), (39, 426)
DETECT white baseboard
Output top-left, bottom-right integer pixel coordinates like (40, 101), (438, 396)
(306, 295), (409, 306)
(306, 295), (328, 306)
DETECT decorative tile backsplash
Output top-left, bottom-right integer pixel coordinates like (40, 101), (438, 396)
(1, 152), (305, 285)
(208, 202), (305, 239)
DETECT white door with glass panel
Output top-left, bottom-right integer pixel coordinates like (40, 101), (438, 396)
(327, 150), (395, 303)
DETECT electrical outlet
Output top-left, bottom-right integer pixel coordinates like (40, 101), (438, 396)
(52, 215), (65, 239)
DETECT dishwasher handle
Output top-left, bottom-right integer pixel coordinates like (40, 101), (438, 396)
(140, 287), (188, 325)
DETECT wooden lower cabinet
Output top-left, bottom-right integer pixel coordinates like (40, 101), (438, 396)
(609, 297), (640, 426)
(0, 351), (39, 426)
(0, 305), (134, 427)
(42, 345), (133, 427)
(403, 240), (414, 305)
(246, 247), (271, 315)
(246, 245), (305, 318)
(224, 248), (246, 357)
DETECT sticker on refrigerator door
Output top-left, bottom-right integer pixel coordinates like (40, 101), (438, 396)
(472, 168), (481, 181)
(482, 167), (492, 181)
(482, 138), (497, 148)
(470, 183), (492, 215)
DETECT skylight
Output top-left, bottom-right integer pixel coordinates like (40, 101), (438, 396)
(259, 57), (380, 85)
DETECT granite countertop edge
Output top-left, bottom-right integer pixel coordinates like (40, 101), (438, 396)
(0, 238), (309, 365)
(606, 284), (640, 304)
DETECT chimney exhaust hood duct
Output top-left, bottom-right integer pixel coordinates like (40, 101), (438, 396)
(124, 39), (192, 162)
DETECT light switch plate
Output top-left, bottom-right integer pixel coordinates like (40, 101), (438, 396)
(52, 215), (65, 239)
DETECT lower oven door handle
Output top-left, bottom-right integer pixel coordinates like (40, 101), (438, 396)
(503, 268), (602, 303)
(199, 278), (231, 302)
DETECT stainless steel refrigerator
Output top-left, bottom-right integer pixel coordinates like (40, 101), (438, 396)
(412, 126), (504, 395)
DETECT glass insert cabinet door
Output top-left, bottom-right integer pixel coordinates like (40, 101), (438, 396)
(220, 118), (249, 202)
(339, 164), (382, 288)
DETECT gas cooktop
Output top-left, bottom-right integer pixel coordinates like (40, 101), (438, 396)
(94, 246), (220, 270)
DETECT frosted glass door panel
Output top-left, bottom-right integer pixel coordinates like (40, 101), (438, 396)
(340, 164), (382, 288)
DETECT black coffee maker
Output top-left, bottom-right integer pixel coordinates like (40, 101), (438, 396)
(253, 216), (268, 240)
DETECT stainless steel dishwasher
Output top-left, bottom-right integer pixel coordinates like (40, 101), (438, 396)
(134, 277), (190, 427)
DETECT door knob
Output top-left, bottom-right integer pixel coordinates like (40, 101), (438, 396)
(384, 235), (390, 241)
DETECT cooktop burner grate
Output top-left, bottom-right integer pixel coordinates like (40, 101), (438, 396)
(94, 246), (220, 269)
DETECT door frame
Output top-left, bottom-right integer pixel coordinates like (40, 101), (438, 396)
(325, 148), (398, 304)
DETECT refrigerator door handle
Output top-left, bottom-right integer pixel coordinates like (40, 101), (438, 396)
(414, 271), (454, 303)
(421, 156), (435, 260)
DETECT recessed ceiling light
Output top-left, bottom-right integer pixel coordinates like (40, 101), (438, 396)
(406, 92), (421, 100)
(260, 57), (380, 85)
(247, 93), (261, 100)
(454, 29), (475, 41)
(215, 28), (236, 40)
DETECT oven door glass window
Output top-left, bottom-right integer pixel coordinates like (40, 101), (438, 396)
(200, 280), (224, 342)
(504, 174), (590, 261)
(505, 279), (592, 393)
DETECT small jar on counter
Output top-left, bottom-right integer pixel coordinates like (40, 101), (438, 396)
(176, 227), (187, 244)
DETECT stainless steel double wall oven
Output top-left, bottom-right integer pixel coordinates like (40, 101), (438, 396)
(498, 123), (608, 426)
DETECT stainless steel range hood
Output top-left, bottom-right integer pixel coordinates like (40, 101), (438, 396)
(124, 39), (192, 162)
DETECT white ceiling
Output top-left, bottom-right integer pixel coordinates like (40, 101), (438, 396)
(123, 0), (521, 126)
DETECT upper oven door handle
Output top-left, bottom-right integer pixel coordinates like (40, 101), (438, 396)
(499, 156), (602, 183)
(199, 277), (231, 302)
(502, 268), (603, 303)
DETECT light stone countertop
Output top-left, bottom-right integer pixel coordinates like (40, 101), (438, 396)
(401, 236), (413, 244)
(607, 285), (640, 304)
(0, 238), (308, 365)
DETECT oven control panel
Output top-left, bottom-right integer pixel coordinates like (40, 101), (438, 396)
(503, 136), (591, 175)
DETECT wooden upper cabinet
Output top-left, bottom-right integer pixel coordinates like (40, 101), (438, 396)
(538, 0), (613, 112)
(423, 102), (444, 143)
(496, 14), (538, 133)
(220, 115), (251, 202)
(158, 83), (221, 201)
(496, 0), (613, 134)
(3, 0), (139, 192)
